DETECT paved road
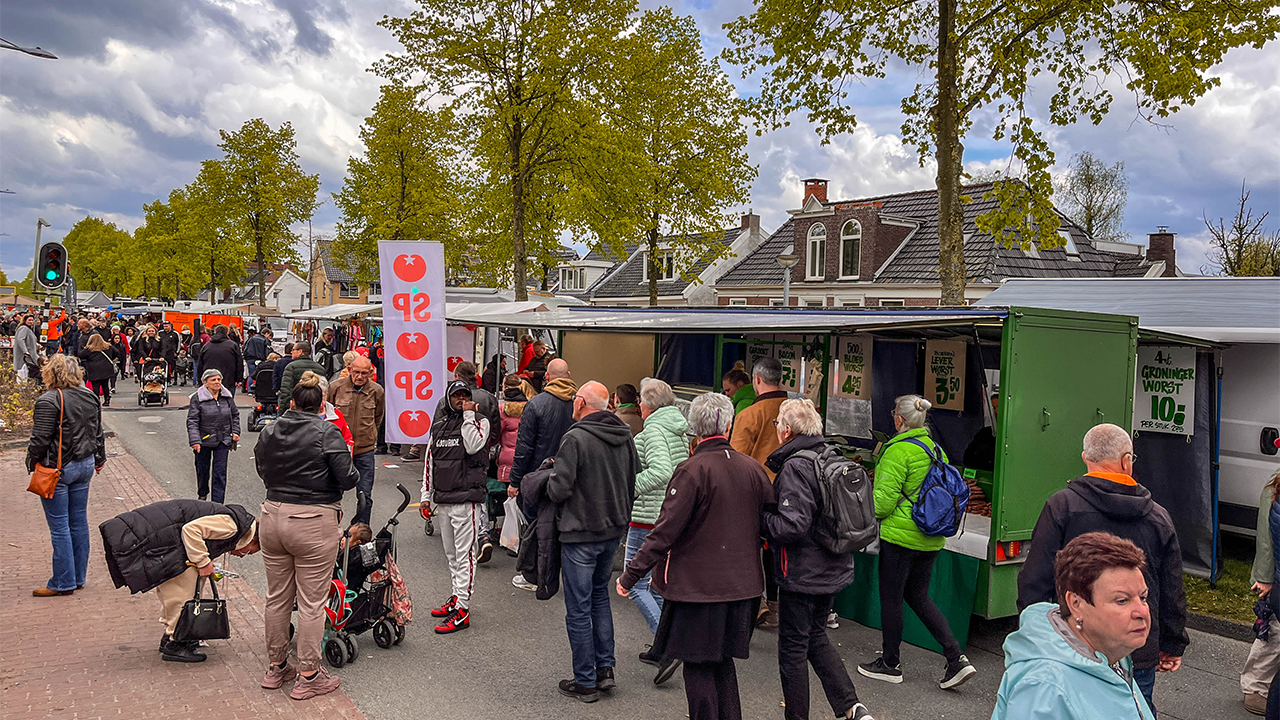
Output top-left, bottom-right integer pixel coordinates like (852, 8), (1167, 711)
(104, 377), (1254, 720)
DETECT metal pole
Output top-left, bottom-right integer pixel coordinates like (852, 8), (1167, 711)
(782, 267), (791, 307)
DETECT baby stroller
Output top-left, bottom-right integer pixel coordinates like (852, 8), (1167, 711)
(137, 359), (169, 406)
(324, 484), (414, 668)
(247, 365), (279, 431)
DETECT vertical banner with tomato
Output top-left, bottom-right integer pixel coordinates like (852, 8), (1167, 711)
(379, 241), (446, 444)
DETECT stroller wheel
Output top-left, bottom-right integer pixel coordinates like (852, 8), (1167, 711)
(324, 636), (348, 668)
(393, 623), (405, 646)
(373, 619), (395, 649)
(424, 518), (434, 536)
(343, 633), (359, 660)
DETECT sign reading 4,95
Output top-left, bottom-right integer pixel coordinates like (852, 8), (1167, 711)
(1134, 345), (1195, 435)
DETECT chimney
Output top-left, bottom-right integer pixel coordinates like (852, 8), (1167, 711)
(1147, 228), (1178, 277)
(803, 178), (828, 204)
(741, 209), (763, 250)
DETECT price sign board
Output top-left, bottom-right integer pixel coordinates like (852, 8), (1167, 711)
(925, 339), (967, 411)
(832, 334), (873, 400)
(1134, 346), (1195, 435)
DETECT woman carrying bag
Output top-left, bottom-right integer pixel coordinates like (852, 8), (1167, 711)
(26, 354), (106, 597)
(79, 333), (119, 406)
(186, 368), (241, 503)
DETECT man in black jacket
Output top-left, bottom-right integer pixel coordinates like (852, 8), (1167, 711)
(436, 361), (501, 557)
(198, 325), (245, 395)
(547, 381), (638, 702)
(158, 321), (180, 381)
(508, 358), (576, 497)
(1018, 423), (1189, 714)
(243, 326), (271, 388)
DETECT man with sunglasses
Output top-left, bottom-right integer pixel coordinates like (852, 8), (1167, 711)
(1017, 422), (1188, 715)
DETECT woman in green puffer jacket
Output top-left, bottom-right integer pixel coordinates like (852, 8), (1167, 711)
(858, 394), (976, 691)
(627, 379), (690, 646)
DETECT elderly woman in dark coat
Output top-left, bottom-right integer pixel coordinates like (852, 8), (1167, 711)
(186, 368), (240, 503)
(618, 392), (774, 720)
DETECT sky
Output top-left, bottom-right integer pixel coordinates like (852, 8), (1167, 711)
(2, 0), (1278, 285)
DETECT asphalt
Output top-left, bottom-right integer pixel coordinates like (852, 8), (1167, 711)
(104, 376), (1256, 720)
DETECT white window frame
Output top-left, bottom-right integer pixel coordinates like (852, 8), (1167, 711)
(560, 266), (586, 291)
(338, 282), (361, 299)
(806, 223), (827, 280)
(728, 298), (748, 306)
(804, 298), (825, 308)
(1059, 229), (1081, 260)
(769, 298), (786, 307)
(839, 220), (862, 279)
(879, 299), (905, 307)
(641, 251), (676, 282)
(839, 298), (863, 307)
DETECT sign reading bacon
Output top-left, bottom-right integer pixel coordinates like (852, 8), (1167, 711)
(378, 242), (446, 443)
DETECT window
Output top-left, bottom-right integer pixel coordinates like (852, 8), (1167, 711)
(642, 252), (676, 282)
(339, 282), (361, 298)
(560, 267), (586, 291)
(728, 298), (748, 306)
(1059, 229), (1081, 259)
(805, 300), (824, 308)
(839, 220), (862, 278)
(368, 281), (382, 296)
(840, 299), (863, 307)
(770, 298), (786, 307)
(879, 299), (905, 307)
(806, 223), (826, 279)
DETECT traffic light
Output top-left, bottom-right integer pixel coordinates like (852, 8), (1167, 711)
(36, 241), (67, 290)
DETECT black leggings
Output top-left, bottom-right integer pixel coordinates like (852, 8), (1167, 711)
(89, 379), (111, 406)
(878, 540), (961, 666)
(684, 658), (741, 720)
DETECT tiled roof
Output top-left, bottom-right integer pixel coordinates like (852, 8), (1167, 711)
(316, 242), (353, 283)
(1112, 256), (1154, 277)
(589, 228), (747, 299)
(719, 184), (1155, 285)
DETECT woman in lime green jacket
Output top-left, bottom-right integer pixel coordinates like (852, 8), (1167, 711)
(857, 395), (976, 691)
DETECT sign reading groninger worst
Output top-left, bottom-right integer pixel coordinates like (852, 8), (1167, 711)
(1134, 345), (1195, 436)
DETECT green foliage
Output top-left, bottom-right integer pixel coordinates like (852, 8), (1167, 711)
(1184, 558), (1255, 625)
(1206, 182), (1280, 277)
(1057, 151), (1129, 242)
(61, 216), (134, 292)
(725, 0), (1280, 302)
(15, 269), (34, 298)
(332, 83), (466, 284)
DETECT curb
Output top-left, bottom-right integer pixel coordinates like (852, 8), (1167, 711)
(1, 430), (117, 451)
(1187, 611), (1254, 643)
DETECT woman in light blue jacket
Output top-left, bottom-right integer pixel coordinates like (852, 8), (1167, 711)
(627, 378), (688, 683)
(993, 531), (1155, 720)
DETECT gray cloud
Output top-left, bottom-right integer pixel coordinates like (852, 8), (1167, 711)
(272, 0), (349, 56)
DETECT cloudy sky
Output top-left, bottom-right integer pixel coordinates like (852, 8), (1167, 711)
(2, 0), (1277, 284)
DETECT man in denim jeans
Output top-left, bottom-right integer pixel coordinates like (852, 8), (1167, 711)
(546, 381), (638, 703)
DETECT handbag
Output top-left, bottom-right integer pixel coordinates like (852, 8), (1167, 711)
(172, 576), (231, 641)
(27, 390), (63, 499)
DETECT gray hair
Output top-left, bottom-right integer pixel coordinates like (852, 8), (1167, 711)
(752, 357), (782, 386)
(639, 378), (676, 410)
(688, 392), (735, 438)
(893, 394), (932, 429)
(201, 368), (223, 382)
(1082, 423), (1132, 463)
(777, 398), (823, 436)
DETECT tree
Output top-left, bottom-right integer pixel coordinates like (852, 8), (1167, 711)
(332, 83), (465, 283)
(1057, 151), (1129, 242)
(725, 0), (1279, 304)
(581, 8), (755, 306)
(1206, 182), (1280, 276)
(61, 216), (133, 292)
(203, 119), (319, 305)
(378, 0), (635, 300)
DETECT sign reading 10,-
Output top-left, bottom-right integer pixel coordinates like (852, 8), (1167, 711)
(1134, 346), (1195, 436)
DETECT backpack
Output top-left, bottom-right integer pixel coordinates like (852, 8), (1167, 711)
(793, 445), (878, 554)
(896, 438), (970, 537)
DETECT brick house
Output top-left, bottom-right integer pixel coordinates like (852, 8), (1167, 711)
(715, 179), (1181, 307)
(311, 242), (381, 307)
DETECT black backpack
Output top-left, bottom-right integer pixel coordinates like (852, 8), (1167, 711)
(794, 445), (878, 554)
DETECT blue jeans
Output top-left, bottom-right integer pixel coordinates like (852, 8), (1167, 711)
(40, 456), (94, 591)
(352, 450), (376, 524)
(194, 445), (229, 502)
(625, 526), (663, 633)
(562, 540), (618, 688)
(1133, 666), (1156, 717)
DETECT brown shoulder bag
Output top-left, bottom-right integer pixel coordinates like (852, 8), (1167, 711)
(27, 390), (63, 499)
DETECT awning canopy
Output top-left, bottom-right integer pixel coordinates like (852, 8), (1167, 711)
(445, 301), (546, 320)
(286, 303), (382, 320)
(178, 302), (254, 314)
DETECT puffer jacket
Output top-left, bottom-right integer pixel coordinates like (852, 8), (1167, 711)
(509, 377), (577, 489)
(254, 410), (360, 505)
(497, 399), (525, 484)
(631, 405), (689, 526)
(515, 463), (561, 600)
(186, 384), (240, 448)
(26, 386), (107, 471)
(99, 500), (255, 594)
(991, 602), (1153, 720)
(763, 434), (857, 595)
(874, 427), (948, 552)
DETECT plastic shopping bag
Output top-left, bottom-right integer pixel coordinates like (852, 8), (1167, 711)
(500, 496), (524, 552)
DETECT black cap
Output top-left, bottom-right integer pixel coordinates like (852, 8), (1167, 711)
(447, 379), (472, 399)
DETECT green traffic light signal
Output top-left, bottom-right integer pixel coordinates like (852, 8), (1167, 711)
(45, 270), (58, 280)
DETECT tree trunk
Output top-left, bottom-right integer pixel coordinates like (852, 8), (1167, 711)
(647, 223), (659, 307)
(510, 122), (528, 302)
(254, 217), (266, 307)
(934, 0), (967, 306)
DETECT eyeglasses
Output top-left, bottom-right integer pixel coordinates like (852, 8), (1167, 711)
(1124, 452), (1138, 465)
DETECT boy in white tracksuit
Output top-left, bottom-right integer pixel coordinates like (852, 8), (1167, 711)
(421, 380), (490, 633)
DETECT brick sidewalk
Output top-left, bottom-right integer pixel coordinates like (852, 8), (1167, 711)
(0, 439), (366, 720)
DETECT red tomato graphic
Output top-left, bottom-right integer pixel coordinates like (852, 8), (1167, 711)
(393, 254), (427, 282)
(447, 356), (464, 373)
(396, 333), (430, 361)
(398, 410), (431, 438)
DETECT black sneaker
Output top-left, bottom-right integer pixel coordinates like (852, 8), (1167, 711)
(558, 679), (598, 703)
(638, 645), (660, 667)
(654, 657), (682, 686)
(477, 537), (494, 565)
(595, 666), (616, 691)
(857, 657), (903, 684)
(161, 638), (207, 663)
(848, 702), (875, 720)
(939, 654), (976, 689)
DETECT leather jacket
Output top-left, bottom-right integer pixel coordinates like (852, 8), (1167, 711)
(27, 386), (107, 471)
(254, 410), (359, 505)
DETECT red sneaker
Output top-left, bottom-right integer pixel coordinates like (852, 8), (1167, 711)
(430, 595), (459, 618)
(435, 608), (469, 634)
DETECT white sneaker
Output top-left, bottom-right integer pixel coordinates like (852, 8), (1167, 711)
(511, 573), (536, 591)
(826, 611), (840, 629)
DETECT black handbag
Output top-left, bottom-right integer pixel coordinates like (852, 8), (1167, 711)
(172, 576), (231, 641)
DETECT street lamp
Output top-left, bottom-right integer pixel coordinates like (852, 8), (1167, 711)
(0, 37), (58, 59)
(776, 246), (800, 307)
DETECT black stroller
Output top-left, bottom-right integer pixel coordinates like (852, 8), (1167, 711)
(323, 485), (413, 668)
(137, 359), (169, 406)
(247, 364), (279, 431)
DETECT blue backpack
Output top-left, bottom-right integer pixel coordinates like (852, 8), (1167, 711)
(896, 438), (970, 537)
